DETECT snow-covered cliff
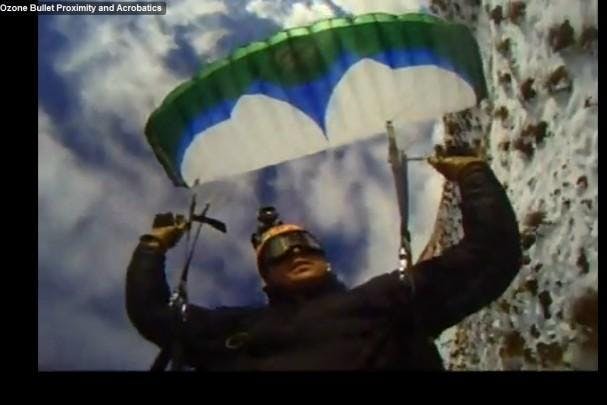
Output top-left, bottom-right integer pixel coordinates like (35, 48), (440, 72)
(425, 0), (597, 370)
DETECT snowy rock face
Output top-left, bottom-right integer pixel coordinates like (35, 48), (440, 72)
(427, 0), (598, 370)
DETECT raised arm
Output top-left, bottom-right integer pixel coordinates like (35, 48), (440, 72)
(125, 212), (194, 348)
(408, 158), (522, 337)
(125, 240), (177, 347)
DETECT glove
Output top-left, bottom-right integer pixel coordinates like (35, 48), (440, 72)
(427, 155), (486, 182)
(141, 212), (189, 252)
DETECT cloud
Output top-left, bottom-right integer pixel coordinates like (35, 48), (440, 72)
(245, 0), (297, 24)
(333, 0), (426, 15)
(39, 109), (264, 369)
(53, 17), (183, 136)
(165, 0), (229, 25)
(269, 120), (442, 286)
(351, 126), (443, 284)
(38, 298), (154, 370)
(39, 106), (169, 302)
(284, 2), (337, 27)
(38, 108), (153, 370)
(246, 0), (338, 28)
(245, 0), (427, 29)
(38, 105), (260, 369)
(38, 110), (105, 238)
(39, 1), (270, 369)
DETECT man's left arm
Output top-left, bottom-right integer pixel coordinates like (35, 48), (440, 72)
(405, 162), (522, 337)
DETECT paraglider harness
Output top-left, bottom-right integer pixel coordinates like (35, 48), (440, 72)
(150, 195), (227, 371)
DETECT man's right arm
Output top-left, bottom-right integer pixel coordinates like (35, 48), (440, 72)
(126, 239), (187, 349)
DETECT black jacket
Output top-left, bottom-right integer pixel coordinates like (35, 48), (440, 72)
(126, 164), (522, 370)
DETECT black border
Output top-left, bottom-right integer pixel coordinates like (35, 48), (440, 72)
(0, 0), (38, 376)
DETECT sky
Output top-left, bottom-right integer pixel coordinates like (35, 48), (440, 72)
(37, 0), (453, 370)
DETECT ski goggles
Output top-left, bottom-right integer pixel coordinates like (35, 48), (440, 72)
(258, 231), (324, 269)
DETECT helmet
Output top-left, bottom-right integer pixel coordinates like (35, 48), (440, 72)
(251, 207), (324, 274)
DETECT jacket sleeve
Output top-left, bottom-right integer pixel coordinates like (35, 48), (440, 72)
(406, 163), (522, 337)
(126, 241), (217, 351)
(125, 241), (180, 348)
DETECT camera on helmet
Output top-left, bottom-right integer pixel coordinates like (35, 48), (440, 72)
(251, 206), (283, 248)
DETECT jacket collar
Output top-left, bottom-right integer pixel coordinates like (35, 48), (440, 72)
(262, 273), (346, 307)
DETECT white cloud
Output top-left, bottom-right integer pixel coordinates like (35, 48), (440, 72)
(246, 0), (427, 30)
(164, 0), (228, 26)
(38, 110), (105, 236)
(245, 0), (291, 23)
(38, 108), (158, 369)
(38, 105), (259, 369)
(245, 0), (335, 28)
(284, 2), (336, 28)
(333, 0), (425, 15)
(38, 298), (155, 370)
(38, 108), (164, 298)
(269, 122), (443, 287)
(51, 1), (236, 141)
(351, 131), (443, 284)
(274, 147), (368, 240)
(40, 5), (268, 365)
(186, 28), (231, 57)
(54, 18), (182, 136)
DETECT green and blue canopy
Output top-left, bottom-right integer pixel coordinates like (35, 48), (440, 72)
(145, 13), (487, 187)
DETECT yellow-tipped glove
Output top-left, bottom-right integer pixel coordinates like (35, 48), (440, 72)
(141, 212), (189, 252)
(427, 155), (487, 182)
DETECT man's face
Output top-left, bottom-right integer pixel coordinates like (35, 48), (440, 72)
(263, 246), (330, 293)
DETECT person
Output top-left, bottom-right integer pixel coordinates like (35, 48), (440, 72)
(126, 155), (522, 370)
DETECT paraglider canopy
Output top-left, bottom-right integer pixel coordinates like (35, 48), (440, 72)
(145, 12), (487, 187)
